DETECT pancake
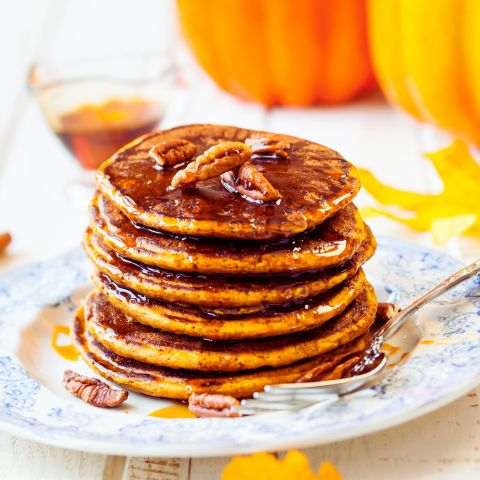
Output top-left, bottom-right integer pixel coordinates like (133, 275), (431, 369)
(83, 227), (376, 308)
(91, 193), (366, 275)
(96, 124), (360, 240)
(74, 305), (369, 399)
(94, 269), (366, 340)
(85, 284), (377, 372)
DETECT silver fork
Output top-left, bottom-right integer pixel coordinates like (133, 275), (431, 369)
(235, 258), (480, 416)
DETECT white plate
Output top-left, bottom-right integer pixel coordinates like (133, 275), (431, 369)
(0, 237), (479, 457)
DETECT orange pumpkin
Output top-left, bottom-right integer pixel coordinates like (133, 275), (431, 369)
(368, 0), (480, 146)
(177, 0), (375, 106)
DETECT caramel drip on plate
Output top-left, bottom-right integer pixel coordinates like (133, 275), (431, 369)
(52, 325), (79, 361)
(388, 352), (410, 369)
(382, 342), (400, 356)
(148, 405), (195, 419)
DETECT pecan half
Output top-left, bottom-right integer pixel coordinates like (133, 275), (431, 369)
(371, 303), (401, 336)
(168, 141), (252, 190)
(149, 139), (196, 168)
(188, 392), (240, 418)
(245, 134), (290, 158)
(63, 370), (128, 407)
(0, 232), (11, 256)
(376, 303), (401, 322)
(221, 162), (281, 203)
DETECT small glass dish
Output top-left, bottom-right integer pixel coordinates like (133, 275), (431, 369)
(28, 53), (179, 170)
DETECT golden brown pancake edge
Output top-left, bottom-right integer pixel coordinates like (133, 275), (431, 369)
(85, 283), (377, 372)
(83, 226), (376, 308)
(74, 305), (370, 400)
(90, 193), (366, 274)
(93, 269), (366, 340)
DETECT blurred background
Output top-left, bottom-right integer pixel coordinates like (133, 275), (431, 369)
(0, 0), (479, 270)
(1, 1), (480, 478)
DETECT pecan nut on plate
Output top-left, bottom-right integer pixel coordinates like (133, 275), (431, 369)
(188, 392), (240, 418)
(0, 232), (12, 255)
(63, 370), (128, 407)
(376, 302), (400, 322)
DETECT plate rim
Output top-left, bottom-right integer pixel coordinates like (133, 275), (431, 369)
(0, 236), (479, 457)
(0, 372), (478, 457)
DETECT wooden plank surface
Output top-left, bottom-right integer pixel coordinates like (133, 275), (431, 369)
(0, 1), (479, 479)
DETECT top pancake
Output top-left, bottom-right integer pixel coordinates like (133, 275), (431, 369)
(96, 124), (360, 240)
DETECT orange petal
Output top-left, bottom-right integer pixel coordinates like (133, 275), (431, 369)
(281, 450), (318, 480)
(222, 451), (318, 480)
(222, 452), (280, 480)
(319, 461), (343, 480)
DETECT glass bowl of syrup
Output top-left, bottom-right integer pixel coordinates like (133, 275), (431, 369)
(28, 53), (178, 170)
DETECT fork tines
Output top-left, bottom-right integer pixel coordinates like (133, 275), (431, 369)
(233, 386), (339, 416)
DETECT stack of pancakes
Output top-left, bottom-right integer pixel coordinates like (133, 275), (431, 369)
(75, 124), (378, 400)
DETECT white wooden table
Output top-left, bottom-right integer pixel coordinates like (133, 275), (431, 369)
(0, 1), (479, 479)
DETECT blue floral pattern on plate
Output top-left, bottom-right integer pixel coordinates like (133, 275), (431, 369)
(0, 237), (478, 456)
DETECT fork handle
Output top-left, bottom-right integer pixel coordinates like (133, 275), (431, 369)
(375, 258), (480, 342)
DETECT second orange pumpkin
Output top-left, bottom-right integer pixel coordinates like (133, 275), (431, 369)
(177, 0), (374, 106)
(368, 0), (480, 146)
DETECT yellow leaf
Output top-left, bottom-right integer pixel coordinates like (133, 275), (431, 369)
(222, 451), (338, 480)
(425, 140), (480, 204)
(431, 214), (477, 245)
(358, 169), (430, 209)
(359, 206), (385, 219)
(358, 140), (480, 242)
